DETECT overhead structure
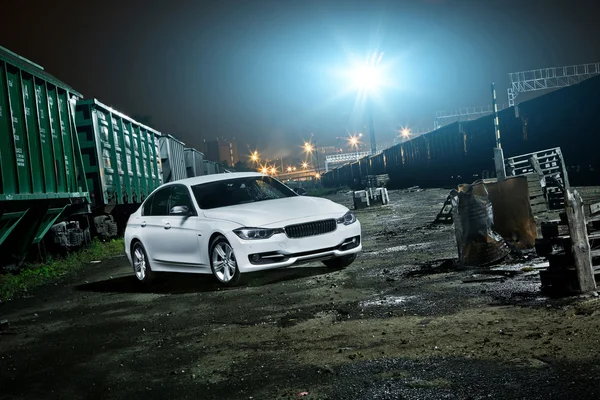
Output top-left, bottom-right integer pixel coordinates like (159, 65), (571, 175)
(434, 104), (507, 129)
(507, 62), (600, 107)
(325, 151), (374, 172)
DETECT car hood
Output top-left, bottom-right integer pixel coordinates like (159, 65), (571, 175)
(202, 196), (348, 227)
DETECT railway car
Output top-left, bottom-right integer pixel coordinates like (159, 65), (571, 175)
(184, 148), (204, 178)
(0, 46), (90, 265)
(159, 134), (187, 183)
(74, 99), (164, 237)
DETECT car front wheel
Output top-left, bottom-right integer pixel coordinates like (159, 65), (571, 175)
(131, 241), (155, 284)
(322, 253), (357, 269)
(210, 237), (241, 286)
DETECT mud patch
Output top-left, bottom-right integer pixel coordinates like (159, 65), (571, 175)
(331, 356), (600, 399)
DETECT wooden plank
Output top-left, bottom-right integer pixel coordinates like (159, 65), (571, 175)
(565, 189), (597, 292)
(529, 187), (544, 197)
(530, 197), (547, 206)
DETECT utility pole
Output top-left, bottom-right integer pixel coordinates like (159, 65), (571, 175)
(367, 98), (376, 155)
(491, 82), (506, 180)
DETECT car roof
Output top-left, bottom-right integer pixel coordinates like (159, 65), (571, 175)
(163, 172), (268, 187)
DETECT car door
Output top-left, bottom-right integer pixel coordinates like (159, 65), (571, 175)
(162, 185), (204, 267)
(141, 186), (172, 267)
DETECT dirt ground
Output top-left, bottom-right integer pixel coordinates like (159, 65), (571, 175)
(2, 188), (600, 399)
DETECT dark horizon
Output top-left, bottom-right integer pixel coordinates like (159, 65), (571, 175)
(2, 0), (599, 159)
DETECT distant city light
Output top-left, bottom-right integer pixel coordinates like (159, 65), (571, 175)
(348, 134), (360, 149)
(304, 142), (314, 154)
(302, 162), (308, 169)
(260, 166), (268, 174)
(315, 173), (321, 179)
(250, 151), (259, 163)
(401, 128), (411, 139)
(287, 166), (293, 172)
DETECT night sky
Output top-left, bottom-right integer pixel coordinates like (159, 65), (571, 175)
(2, 0), (599, 159)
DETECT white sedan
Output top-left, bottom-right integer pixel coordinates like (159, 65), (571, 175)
(124, 172), (362, 286)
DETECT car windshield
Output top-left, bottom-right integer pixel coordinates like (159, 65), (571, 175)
(191, 176), (297, 209)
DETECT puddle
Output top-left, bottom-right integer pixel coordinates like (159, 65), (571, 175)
(369, 242), (432, 256)
(359, 295), (417, 308)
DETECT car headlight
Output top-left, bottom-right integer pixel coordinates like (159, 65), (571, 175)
(233, 227), (284, 240)
(336, 211), (357, 225)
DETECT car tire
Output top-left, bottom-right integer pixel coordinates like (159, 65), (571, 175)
(210, 236), (241, 286)
(131, 241), (155, 284)
(322, 253), (357, 269)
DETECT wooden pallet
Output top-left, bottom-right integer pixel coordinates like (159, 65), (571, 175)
(536, 201), (600, 293)
(526, 173), (548, 214)
(433, 194), (454, 224)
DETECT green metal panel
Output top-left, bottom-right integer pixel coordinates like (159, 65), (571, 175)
(32, 206), (67, 244)
(0, 46), (89, 203)
(0, 210), (28, 247)
(75, 99), (163, 210)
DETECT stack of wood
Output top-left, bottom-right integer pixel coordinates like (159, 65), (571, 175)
(525, 173), (548, 215)
(536, 191), (600, 294)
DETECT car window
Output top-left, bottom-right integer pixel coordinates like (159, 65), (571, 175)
(142, 194), (154, 216)
(150, 187), (170, 216)
(191, 176), (296, 210)
(169, 185), (194, 213)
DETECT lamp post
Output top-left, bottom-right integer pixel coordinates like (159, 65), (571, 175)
(347, 52), (384, 155)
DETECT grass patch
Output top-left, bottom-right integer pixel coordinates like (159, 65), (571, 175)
(0, 238), (124, 302)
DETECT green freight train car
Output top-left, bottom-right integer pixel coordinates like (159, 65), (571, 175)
(75, 99), (164, 236)
(0, 46), (90, 265)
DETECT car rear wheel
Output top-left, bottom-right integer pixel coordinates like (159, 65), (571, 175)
(210, 237), (241, 286)
(132, 241), (155, 284)
(322, 253), (357, 269)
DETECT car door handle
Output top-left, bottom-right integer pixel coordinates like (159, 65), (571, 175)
(164, 223), (171, 230)
(141, 221), (147, 228)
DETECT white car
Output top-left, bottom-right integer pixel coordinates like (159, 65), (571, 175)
(124, 172), (362, 286)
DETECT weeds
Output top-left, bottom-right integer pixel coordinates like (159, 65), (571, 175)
(0, 238), (124, 302)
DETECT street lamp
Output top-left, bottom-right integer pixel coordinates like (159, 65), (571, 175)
(347, 52), (385, 155)
(302, 162), (308, 169)
(401, 128), (411, 139)
(303, 142), (314, 154)
(250, 151), (259, 163)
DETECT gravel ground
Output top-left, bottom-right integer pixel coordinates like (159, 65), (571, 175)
(2, 188), (600, 399)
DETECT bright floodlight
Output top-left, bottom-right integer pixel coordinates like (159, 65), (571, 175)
(349, 65), (382, 91)
(304, 142), (314, 153)
(401, 128), (411, 138)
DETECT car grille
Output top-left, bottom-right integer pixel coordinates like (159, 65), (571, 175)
(284, 219), (337, 239)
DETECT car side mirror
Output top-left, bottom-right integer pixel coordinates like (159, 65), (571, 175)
(170, 205), (191, 216)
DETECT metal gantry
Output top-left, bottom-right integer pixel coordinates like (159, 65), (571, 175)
(434, 104), (507, 129)
(507, 62), (600, 106)
(325, 151), (375, 172)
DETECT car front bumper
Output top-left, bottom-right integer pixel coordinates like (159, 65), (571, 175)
(227, 220), (362, 273)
